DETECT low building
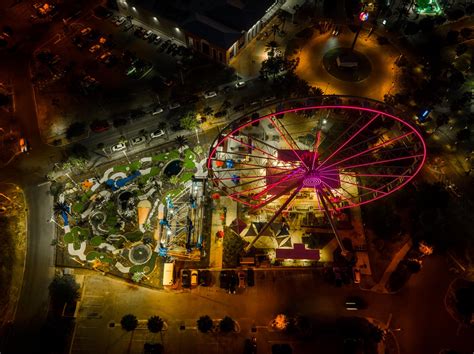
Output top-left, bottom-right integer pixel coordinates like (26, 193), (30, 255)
(116, 0), (284, 64)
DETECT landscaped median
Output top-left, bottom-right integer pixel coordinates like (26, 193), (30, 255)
(0, 183), (27, 326)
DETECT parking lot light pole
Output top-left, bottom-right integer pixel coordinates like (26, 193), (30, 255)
(195, 127), (200, 144)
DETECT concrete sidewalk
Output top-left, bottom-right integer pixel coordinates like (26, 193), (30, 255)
(370, 239), (413, 293)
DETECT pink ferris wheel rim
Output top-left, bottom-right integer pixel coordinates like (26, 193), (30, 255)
(207, 102), (427, 211)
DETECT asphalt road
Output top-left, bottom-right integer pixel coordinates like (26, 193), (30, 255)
(70, 255), (474, 354)
(5, 182), (55, 354)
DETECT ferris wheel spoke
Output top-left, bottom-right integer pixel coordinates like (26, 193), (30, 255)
(333, 153), (425, 171)
(321, 174), (388, 196)
(213, 150), (299, 167)
(338, 172), (412, 179)
(251, 171), (305, 200)
(318, 113), (380, 170)
(318, 131), (414, 172)
(227, 135), (280, 162)
(268, 117), (310, 170)
(321, 181), (358, 204)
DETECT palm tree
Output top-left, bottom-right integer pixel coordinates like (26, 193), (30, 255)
(175, 135), (188, 149)
(219, 316), (235, 333)
(197, 315), (214, 333)
(121, 314), (138, 331)
(265, 40), (279, 57)
(147, 316), (164, 333)
(202, 106), (213, 117)
(277, 11), (287, 31)
(53, 202), (70, 216)
(270, 24), (280, 40)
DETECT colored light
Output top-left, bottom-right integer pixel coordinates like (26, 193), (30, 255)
(359, 11), (369, 22)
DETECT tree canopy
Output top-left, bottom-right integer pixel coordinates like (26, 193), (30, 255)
(48, 275), (79, 304)
(197, 315), (213, 333)
(121, 314), (138, 331)
(147, 315), (164, 333)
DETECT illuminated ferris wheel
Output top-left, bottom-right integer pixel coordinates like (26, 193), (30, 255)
(207, 97), (427, 254)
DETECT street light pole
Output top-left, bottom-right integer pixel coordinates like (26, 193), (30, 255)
(65, 172), (78, 187)
(122, 150), (131, 164)
(195, 127), (200, 144)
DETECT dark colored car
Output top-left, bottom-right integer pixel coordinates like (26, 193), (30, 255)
(181, 269), (191, 288)
(247, 268), (255, 287)
(244, 337), (257, 354)
(199, 270), (212, 286)
(214, 110), (227, 118)
(219, 270), (229, 289)
(90, 119), (110, 132)
(228, 271), (238, 294)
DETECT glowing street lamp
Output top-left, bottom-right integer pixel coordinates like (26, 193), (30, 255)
(351, 11), (369, 51)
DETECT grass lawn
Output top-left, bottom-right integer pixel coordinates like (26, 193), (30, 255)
(71, 226), (90, 240)
(86, 251), (113, 263)
(180, 172), (194, 183)
(113, 165), (129, 173)
(125, 231), (143, 242)
(80, 190), (94, 203)
(183, 160), (196, 169)
(64, 232), (74, 243)
(149, 166), (160, 176)
(72, 202), (85, 214)
(90, 235), (104, 246)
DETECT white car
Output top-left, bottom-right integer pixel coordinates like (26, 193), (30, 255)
(204, 90), (217, 99)
(152, 106), (163, 115)
(150, 129), (165, 139)
(111, 142), (126, 152)
(168, 102), (181, 110)
(130, 136), (146, 146)
(234, 81), (246, 89)
(143, 30), (154, 39)
(115, 16), (126, 26)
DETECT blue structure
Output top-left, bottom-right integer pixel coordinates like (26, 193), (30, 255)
(165, 195), (174, 209)
(231, 174), (240, 185)
(226, 159), (235, 168)
(106, 170), (141, 191)
(60, 205), (70, 226)
(158, 247), (168, 257)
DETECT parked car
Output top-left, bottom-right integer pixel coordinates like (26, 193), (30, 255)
(204, 90), (217, 99)
(19, 138), (29, 153)
(150, 129), (165, 139)
(219, 270), (229, 289)
(214, 110), (227, 118)
(168, 102), (181, 110)
(111, 142), (126, 152)
(90, 120), (110, 132)
(123, 22), (133, 31)
(148, 33), (158, 42)
(115, 16), (126, 26)
(353, 268), (361, 284)
(199, 270), (212, 286)
(89, 44), (101, 53)
(153, 36), (162, 45)
(228, 271), (238, 294)
(143, 30), (154, 40)
(247, 268), (255, 287)
(80, 27), (92, 36)
(98, 51), (112, 62)
(235, 81), (246, 89)
(72, 35), (85, 49)
(151, 106), (163, 115)
(191, 270), (199, 286)
(238, 271), (246, 288)
(181, 269), (191, 288)
(244, 337), (257, 354)
(233, 104), (245, 112)
(130, 136), (146, 146)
